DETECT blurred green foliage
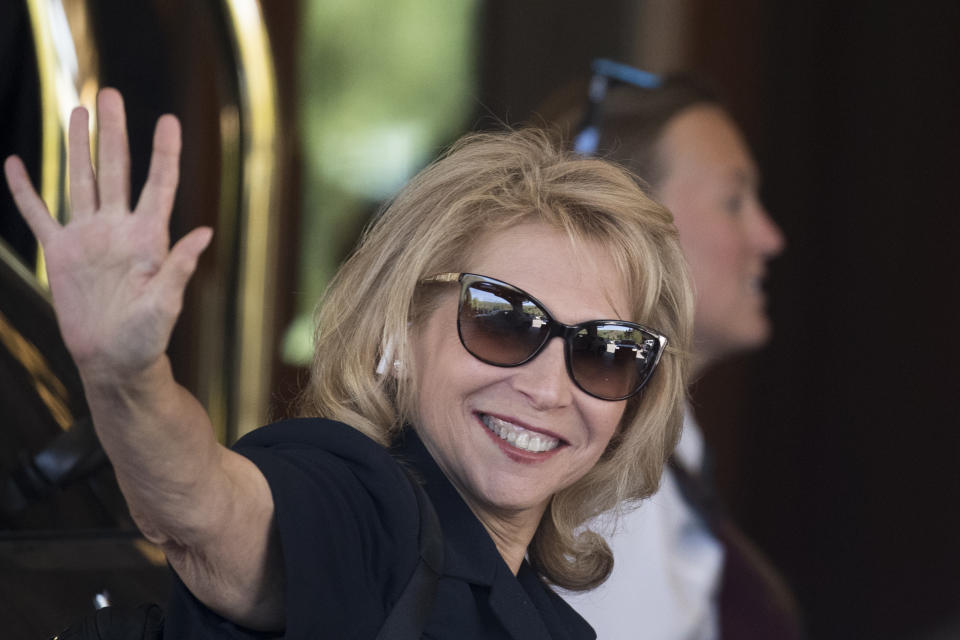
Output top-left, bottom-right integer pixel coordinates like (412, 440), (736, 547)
(285, 0), (478, 364)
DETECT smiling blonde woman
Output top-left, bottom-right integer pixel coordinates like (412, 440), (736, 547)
(5, 88), (692, 639)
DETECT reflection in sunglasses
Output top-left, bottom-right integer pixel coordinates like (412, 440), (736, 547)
(421, 272), (667, 400)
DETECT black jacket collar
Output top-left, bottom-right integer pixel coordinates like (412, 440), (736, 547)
(394, 428), (595, 640)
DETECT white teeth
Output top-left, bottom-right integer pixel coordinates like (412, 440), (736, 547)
(481, 415), (560, 453)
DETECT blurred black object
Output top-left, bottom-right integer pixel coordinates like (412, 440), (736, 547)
(0, 237), (131, 530)
(0, 216), (170, 636)
(0, 0), (39, 267)
(53, 603), (164, 640)
(0, 531), (171, 637)
(0, 416), (108, 526)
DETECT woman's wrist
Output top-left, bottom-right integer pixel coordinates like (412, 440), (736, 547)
(78, 352), (173, 394)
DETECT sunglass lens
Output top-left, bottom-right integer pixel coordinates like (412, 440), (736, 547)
(459, 282), (550, 365)
(570, 324), (658, 400)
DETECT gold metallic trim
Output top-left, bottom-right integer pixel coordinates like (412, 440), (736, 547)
(24, 0), (100, 286)
(0, 240), (72, 429)
(132, 537), (168, 567)
(0, 306), (73, 430)
(0, 238), (51, 302)
(0, 225), (72, 433)
(221, 0), (281, 439)
(422, 272), (462, 283)
(24, 0), (64, 286)
(202, 105), (243, 445)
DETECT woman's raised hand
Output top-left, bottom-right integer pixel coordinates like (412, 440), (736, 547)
(3, 88), (212, 382)
(4, 90), (286, 627)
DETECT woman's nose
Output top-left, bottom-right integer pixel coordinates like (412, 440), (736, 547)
(752, 203), (786, 257)
(509, 337), (574, 410)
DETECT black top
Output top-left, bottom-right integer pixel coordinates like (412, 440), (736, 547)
(163, 418), (595, 640)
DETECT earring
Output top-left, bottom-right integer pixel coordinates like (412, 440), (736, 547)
(375, 337), (397, 375)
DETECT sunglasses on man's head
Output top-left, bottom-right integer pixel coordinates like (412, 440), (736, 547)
(574, 58), (663, 155)
(422, 273), (667, 401)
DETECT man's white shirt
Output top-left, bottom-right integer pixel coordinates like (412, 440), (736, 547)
(560, 408), (724, 640)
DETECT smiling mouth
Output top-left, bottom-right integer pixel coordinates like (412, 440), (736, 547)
(480, 414), (561, 453)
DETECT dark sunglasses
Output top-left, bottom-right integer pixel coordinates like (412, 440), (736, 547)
(573, 58), (663, 154)
(422, 272), (667, 401)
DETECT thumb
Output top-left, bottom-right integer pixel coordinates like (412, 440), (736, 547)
(155, 226), (214, 303)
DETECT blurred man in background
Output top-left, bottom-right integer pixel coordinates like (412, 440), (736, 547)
(543, 61), (801, 639)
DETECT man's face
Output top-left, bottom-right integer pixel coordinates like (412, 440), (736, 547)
(657, 106), (785, 370)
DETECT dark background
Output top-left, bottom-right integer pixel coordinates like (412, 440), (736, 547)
(478, 2), (960, 638)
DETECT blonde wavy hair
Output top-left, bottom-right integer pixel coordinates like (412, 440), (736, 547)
(298, 129), (694, 590)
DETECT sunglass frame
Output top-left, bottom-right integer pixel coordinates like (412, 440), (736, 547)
(423, 272), (667, 401)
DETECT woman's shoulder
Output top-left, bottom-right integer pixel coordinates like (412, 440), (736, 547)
(234, 416), (385, 454)
(221, 418), (423, 637)
(233, 416), (414, 511)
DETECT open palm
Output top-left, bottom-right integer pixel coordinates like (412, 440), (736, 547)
(4, 89), (212, 381)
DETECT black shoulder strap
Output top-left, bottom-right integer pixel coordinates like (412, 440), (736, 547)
(375, 469), (444, 640)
